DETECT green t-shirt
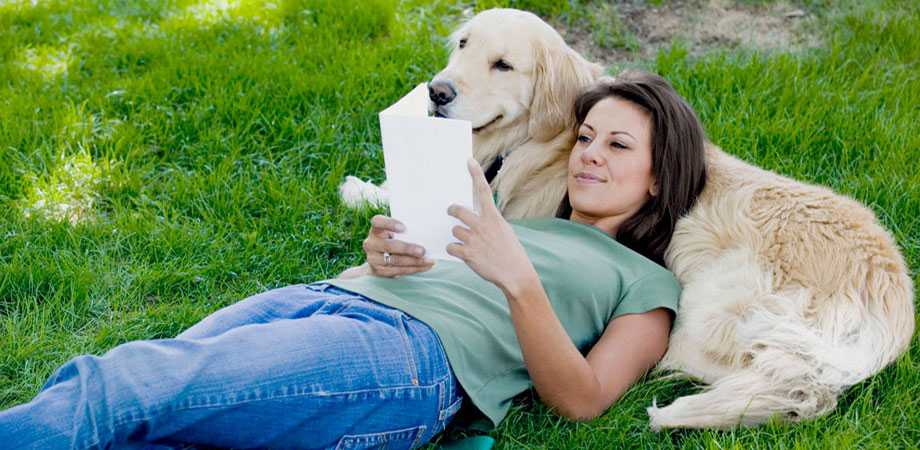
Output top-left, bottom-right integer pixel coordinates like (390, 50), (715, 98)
(323, 217), (681, 430)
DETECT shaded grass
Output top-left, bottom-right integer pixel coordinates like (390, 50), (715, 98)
(0, 0), (918, 448)
(0, 0), (456, 407)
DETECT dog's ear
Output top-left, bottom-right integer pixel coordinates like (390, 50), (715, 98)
(529, 43), (603, 142)
(445, 18), (474, 55)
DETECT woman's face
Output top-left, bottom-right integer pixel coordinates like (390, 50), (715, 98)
(567, 97), (656, 235)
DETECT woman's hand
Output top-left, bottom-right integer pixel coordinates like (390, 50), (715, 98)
(447, 159), (540, 296)
(362, 215), (435, 278)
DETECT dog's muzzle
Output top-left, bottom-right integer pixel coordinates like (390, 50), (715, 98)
(428, 80), (457, 106)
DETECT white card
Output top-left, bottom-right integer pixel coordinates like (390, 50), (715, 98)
(379, 83), (475, 262)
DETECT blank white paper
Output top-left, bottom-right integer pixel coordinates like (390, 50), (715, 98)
(379, 83), (474, 262)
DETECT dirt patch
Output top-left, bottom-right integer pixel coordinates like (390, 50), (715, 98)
(554, 0), (821, 67)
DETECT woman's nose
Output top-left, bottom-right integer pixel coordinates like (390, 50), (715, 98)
(580, 142), (604, 166)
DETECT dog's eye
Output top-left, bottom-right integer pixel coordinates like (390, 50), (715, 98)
(458, 38), (467, 49)
(492, 59), (513, 72)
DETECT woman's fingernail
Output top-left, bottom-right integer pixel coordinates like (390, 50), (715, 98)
(414, 247), (424, 256)
(396, 223), (405, 232)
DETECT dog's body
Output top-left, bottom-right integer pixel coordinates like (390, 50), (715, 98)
(341, 9), (915, 428)
(647, 144), (915, 427)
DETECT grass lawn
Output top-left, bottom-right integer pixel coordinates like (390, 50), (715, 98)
(1, 0), (918, 448)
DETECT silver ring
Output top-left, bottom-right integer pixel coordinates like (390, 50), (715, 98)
(383, 251), (391, 266)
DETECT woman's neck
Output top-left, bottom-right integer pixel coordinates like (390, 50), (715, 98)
(568, 210), (629, 237)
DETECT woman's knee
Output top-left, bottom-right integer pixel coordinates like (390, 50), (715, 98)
(37, 354), (138, 430)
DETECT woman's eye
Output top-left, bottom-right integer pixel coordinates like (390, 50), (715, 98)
(459, 38), (467, 49)
(577, 134), (591, 143)
(492, 59), (513, 71)
(610, 141), (627, 150)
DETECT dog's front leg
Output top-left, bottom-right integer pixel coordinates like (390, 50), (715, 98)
(493, 133), (572, 220)
(339, 177), (390, 208)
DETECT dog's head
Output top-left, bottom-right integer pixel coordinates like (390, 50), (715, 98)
(430, 9), (603, 154)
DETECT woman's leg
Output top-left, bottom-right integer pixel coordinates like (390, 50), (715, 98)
(32, 284), (346, 394)
(175, 283), (342, 340)
(0, 289), (459, 449)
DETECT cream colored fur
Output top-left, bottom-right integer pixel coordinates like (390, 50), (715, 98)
(646, 145), (915, 428)
(341, 8), (916, 429)
(339, 9), (603, 218)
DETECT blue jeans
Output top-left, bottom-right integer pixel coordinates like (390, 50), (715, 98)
(0, 283), (464, 449)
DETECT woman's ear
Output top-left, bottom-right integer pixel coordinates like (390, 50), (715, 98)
(529, 43), (602, 142)
(650, 180), (659, 197)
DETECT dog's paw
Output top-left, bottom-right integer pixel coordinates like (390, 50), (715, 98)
(339, 176), (389, 208)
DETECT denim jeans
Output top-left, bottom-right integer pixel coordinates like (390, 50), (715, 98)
(0, 283), (464, 449)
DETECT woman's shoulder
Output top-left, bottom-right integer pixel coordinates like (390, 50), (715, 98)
(613, 266), (682, 319)
(512, 217), (675, 276)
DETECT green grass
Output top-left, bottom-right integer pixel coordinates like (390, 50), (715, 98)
(0, 0), (918, 448)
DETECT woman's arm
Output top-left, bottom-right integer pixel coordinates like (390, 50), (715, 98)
(505, 276), (672, 420)
(447, 159), (672, 420)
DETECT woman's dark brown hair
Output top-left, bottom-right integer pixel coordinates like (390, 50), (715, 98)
(555, 70), (707, 266)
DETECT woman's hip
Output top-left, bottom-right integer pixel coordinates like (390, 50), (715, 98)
(176, 282), (467, 447)
(303, 282), (464, 425)
(180, 280), (463, 417)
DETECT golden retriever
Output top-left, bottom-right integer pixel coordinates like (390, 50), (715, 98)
(340, 8), (916, 429)
(338, 8), (603, 218)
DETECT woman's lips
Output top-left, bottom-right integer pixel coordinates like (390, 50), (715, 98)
(575, 172), (605, 184)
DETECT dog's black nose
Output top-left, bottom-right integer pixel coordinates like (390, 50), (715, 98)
(428, 80), (457, 106)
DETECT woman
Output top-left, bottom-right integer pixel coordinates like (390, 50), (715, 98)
(0, 71), (706, 449)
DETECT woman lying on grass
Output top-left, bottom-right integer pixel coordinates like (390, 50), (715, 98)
(0, 71), (706, 449)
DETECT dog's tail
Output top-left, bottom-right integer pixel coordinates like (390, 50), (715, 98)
(648, 269), (915, 429)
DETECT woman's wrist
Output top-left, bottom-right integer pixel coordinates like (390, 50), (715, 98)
(499, 267), (542, 300)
